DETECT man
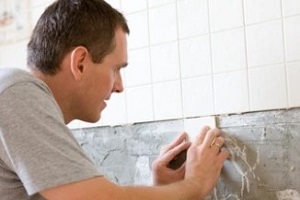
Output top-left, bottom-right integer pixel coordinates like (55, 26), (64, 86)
(0, 0), (228, 199)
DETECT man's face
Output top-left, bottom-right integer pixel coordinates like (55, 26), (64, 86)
(79, 28), (128, 122)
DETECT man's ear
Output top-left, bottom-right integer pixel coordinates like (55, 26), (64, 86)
(70, 46), (89, 81)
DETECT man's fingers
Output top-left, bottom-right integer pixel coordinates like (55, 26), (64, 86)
(161, 132), (188, 154)
(163, 141), (191, 164)
(192, 126), (221, 147)
(217, 149), (230, 166)
(202, 128), (221, 148)
(210, 137), (225, 153)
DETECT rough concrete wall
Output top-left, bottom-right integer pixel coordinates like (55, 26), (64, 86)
(72, 120), (183, 186)
(71, 108), (300, 200)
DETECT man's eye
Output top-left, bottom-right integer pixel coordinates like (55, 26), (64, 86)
(115, 67), (121, 72)
(113, 67), (120, 75)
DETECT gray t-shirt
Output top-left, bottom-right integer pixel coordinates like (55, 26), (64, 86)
(0, 68), (102, 200)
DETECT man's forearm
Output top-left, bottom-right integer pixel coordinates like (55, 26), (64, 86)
(123, 180), (204, 200)
(41, 177), (205, 200)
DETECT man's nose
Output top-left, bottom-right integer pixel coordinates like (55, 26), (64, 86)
(113, 74), (124, 93)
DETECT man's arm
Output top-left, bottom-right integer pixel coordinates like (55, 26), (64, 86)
(41, 176), (201, 200)
(40, 127), (228, 200)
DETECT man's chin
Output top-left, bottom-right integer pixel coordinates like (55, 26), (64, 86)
(90, 115), (101, 123)
(82, 113), (101, 124)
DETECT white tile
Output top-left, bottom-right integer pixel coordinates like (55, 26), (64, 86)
(283, 0), (300, 17)
(244, 0), (282, 25)
(101, 93), (127, 126)
(211, 28), (246, 73)
(177, 0), (209, 39)
(209, 0), (244, 32)
(184, 116), (216, 142)
(246, 20), (284, 68)
(126, 11), (149, 50)
(179, 35), (212, 78)
(284, 16), (300, 62)
(121, 0), (147, 13)
(105, 0), (121, 10)
(214, 70), (249, 114)
(249, 65), (288, 111)
(287, 62), (300, 107)
(148, 0), (175, 8)
(126, 85), (154, 123)
(151, 42), (180, 82)
(148, 4), (177, 45)
(125, 48), (151, 87)
(182, 76), (215, 118)
(153, 81), (182, 120)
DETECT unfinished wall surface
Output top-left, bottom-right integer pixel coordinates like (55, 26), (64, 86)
(71, 108), (300, 199)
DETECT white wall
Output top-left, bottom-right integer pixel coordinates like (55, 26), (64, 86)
(1, 0), (300, 128)
(0, 0), (54, 70)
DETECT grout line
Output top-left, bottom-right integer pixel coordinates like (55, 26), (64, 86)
(242, 0), (251, 112)
(122, 9), (148, 16)
(280, 0), (290, 108)
(247, 60), (297, 69)
(207, 0), (216, 115)
(174, 0), (184, 119)
(146, 0), (156, 121)
(283, 13), (300, 19)
(147, 1), (176, 10)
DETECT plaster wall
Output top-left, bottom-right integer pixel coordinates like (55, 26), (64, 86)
(72, 108), (300, 199)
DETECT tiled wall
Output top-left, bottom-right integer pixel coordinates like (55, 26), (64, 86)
(99, 0), (300, 128)
(0, 0), (300, 128)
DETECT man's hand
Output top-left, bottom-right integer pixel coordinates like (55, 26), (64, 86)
(185, 126), (229, 197)
(152, 132), (191, 185)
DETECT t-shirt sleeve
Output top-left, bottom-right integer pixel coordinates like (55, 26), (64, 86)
(0, 82), (102, 196)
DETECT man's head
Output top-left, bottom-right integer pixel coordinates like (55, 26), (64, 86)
(27, 0), (130, 123)
(27, 0), (129, 75)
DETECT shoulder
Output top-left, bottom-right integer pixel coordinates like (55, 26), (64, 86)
(0, 68), (64, 123)
(0, 68), (51, 94)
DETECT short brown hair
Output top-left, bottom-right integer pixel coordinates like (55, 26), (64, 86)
(27, 0), (129, 75)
